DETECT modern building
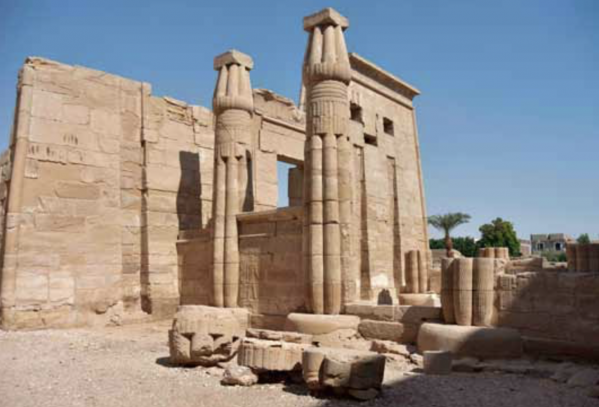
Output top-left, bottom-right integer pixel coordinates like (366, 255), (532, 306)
(530, 233), (573, 254)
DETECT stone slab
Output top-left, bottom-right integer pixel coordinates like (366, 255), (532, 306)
(285, 313), (360, 335)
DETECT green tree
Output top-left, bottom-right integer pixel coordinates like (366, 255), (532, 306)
(428, 213), (471, 257)
(577, 233), (590, 244)
(430, 236), (477, 257)
(477, 218), (521, 257)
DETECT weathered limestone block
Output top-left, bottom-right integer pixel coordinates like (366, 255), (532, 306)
(417, 322), (523, 359)
(358, 319), (418, 343)
(398, 293), (439, 306)
(285, 313), (359, 335)
(423, 350), (452, 375)
(238, 337), (309, 372)
(302, 346), (385, 399)
(168, 305), (249, 366)
(221, 365), (259, 386)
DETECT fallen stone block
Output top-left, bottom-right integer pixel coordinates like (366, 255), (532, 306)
(221, 365), (258, 386)
(168, 305), (249, 366)
(417, 323), (523, 359)
(358, 319), (418, 343)
(423, 350), (452, 375)
(302, 347), (385, 400)
(237, 337), (309, 372)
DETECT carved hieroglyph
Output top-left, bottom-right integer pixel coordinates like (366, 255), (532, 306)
(302, 8), (351, 315)
(211, 50), (254, 308)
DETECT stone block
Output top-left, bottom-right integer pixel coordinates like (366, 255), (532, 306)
(63, 104), (90, 125)
(399, 293), (439, 306)
(358, 319), (418, 343)
(302, 347), (385, 399)
(423, 350), (452, 375)
(395, 305), (442, 323)
(55, 181), (101, 200)
(417, 323), (523, 359)
(285, 313), (360, 335)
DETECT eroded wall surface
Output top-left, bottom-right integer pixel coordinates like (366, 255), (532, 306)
(0, 57), (217, 328)
(496, 271), (599, 358)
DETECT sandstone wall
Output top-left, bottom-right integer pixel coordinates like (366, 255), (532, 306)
(237, 207), (305, 316)
(0, 57), (144, 327)
(0, 57), (218, 328)
(0, 53), (429, 328)
(141, 94), (215, 316)
(495, 271), (599, 358)
(346, 53), (429, 300)
(175, 230), (212, 306)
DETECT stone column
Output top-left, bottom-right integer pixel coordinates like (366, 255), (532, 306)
(211, 50), (254, 308)
(302, 8), (351, 314)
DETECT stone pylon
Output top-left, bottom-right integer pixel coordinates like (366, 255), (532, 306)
(211, 50), (254, 308)
(302, 8), (352, 314)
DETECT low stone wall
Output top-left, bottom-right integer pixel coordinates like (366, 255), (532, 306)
(176, 207), (305, 323)
(495, 271), (599, 359)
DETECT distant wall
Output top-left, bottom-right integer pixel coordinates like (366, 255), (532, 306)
(495, 271), (599, 359)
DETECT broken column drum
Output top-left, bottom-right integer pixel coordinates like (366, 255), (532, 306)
(440, 258), (455, 324)
(453, 258), (473, 326)
(472, 258), (494, 326)
(302, 11), (351, 314)
(211, 51), (254, 308)
(405, 249), (429, 294)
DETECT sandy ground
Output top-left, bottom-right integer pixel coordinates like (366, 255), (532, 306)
(0, 321), (597, 407)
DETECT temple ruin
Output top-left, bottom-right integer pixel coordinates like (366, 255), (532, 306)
(0, 8), (597, 399)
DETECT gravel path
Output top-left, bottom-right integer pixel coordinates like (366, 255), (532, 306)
(0, 322), (597, 407)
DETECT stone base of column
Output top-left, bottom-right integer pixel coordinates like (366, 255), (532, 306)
(399, 293), (440, 307)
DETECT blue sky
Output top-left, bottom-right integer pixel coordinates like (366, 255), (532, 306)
(0, 0), (597, 241)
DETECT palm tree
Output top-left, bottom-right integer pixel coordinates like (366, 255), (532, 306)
(428, 212), (471, 257)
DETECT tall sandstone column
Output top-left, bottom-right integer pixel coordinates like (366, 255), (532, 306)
(211, 50), (254, 308)
(302, 8), (351, 314)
